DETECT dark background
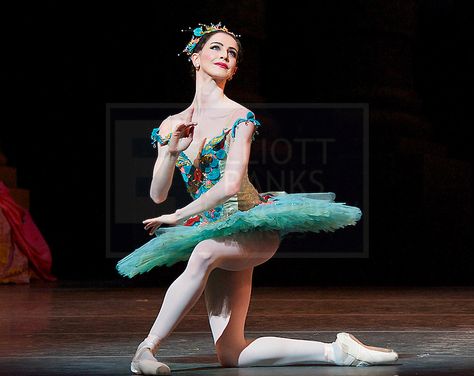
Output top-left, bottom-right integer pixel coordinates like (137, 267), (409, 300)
(0, 1), (472, 286)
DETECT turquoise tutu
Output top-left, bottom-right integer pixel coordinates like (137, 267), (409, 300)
(116, 191), (362, 278)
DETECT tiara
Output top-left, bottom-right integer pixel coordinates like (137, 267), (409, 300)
(178, 22), (241, 57)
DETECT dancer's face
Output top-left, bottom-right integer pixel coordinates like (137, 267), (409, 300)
(192, 32), (239, 81)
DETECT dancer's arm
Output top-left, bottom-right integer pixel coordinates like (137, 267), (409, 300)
(174, 116), (256, 221)
(149, 117), (179, 204)
(150, 110), (196, 204)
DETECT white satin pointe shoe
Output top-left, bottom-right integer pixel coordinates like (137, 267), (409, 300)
(335, 332), (399, 366)
(130, 339), (171, 375)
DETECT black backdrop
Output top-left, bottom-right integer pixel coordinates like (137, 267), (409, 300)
(0, 1), (472, 286)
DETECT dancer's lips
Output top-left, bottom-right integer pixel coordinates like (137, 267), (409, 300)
(214, 62), (228, 69)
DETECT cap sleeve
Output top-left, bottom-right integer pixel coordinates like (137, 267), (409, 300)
(230, 111), (262, 142)
(150, 117), (173, 148)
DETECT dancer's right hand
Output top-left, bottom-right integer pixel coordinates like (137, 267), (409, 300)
(167, 107), (197, 155)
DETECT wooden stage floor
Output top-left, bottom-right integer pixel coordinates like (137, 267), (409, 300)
(1, 283), (473, 375)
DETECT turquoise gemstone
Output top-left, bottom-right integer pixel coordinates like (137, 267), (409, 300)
(215, 149), (226, 159)
(210, 157), (219, 167)
(208, 168), (220, 180)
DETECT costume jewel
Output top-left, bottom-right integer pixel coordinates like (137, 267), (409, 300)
(178, 22), (241, 57)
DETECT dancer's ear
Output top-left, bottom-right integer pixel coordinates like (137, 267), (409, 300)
(191, 53), (200, 70)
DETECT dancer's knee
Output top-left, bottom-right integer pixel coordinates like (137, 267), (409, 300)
(215, 337), (252, 368)
(216, 346), (242, 368)
(186, 244), (217, 278)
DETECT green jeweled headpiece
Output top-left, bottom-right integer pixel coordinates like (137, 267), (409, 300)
(179, 22), (241, 57)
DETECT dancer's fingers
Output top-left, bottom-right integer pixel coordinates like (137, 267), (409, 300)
(183, 124), (196, 137)
(149, 224), (160, 235)
(146, 224), (154, 233)
(174, 123), (186, 133)
(144, 221), (157, 230)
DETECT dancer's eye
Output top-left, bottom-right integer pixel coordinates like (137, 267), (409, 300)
(210, 45), (237, 58)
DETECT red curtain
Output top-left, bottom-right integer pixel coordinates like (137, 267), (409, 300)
(0, 181), (56, 281)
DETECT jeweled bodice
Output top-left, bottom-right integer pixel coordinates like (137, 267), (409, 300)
(151, 111), (267, 226)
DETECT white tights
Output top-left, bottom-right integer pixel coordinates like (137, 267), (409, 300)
(141, 231), (344, 367)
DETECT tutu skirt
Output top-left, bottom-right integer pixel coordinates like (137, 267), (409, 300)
(116, 191), (362, 278)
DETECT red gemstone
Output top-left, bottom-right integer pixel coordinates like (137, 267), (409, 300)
(194, 169), (203, 182)
(184, 215), (201, 226)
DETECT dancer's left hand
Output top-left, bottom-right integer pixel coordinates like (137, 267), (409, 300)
(143, 213), (179, 235)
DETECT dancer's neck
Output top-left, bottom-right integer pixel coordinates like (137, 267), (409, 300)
(191, 75), (229, 116)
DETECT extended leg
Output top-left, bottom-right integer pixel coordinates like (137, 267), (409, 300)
(205, 267), (341, 367)
(237, 336), (342, 366)
(205, 257), (397, 367)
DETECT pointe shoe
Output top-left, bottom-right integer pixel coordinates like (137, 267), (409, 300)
(335, 332), (399, 366)
(130, 342), (171, 375)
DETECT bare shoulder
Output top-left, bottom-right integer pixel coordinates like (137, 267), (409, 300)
(159, 106), (190, 135)
(225, 101), (262, 142)
(165, 107), (194, 129)
(157, 115), (173, 137)
(168, 108), (189, 119)
(227, 102), (258, 125)
(170, 104), (196, 119)
(225, 99), (250, 117)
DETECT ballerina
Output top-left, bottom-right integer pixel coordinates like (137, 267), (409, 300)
(117, 22), (398, 375)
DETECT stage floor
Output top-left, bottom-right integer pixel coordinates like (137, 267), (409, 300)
(1, 283), (473, 375)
